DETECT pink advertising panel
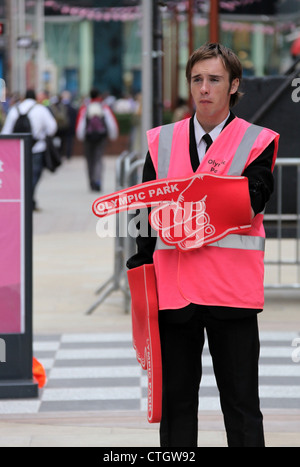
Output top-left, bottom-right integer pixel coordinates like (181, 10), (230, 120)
(0, 139), (24, 334)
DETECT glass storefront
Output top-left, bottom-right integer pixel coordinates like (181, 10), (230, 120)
(2, 1), (300, 100)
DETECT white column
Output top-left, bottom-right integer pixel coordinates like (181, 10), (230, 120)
(17, 0), (26, 95)
(35, 0), (45, 93)
(79, 20), (94, 97)
(141, 0), (153, 158)
(252, 23), (265, 77)
(9, 0), (20, 93)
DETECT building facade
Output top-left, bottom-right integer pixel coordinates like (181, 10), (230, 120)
(0, 1), (300, 102)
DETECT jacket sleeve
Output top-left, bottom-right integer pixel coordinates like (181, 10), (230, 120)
(1, 107), (18, 134)
(75, 107), (87, 142)
(243, 140), (275, 216)
(44, 107), (58, 137)
(126, 152), (157, 269)
(103, 106), (119, 141)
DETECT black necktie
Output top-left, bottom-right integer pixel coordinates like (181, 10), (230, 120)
(203, 133), (213, 153)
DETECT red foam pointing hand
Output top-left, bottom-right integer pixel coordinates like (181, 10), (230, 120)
(127, 264), (162, 423)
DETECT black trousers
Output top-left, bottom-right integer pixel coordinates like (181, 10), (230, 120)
(84, 139), (106, 189)
(159, 305), (265, 447)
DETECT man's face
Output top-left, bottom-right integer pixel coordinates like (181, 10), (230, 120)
(190, 56), (239, 129)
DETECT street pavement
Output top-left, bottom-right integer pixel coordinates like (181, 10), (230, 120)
(0, 154), (299, 447)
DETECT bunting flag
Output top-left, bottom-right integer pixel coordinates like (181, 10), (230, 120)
(41, 0), (267, 23)
(43, 0), (141, 22)
(219, 0), (263, 11)
(39, 0), (291, 35)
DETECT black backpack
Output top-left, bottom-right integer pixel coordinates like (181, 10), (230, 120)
(13, 103), (37, 146)
(85, 103), (108, 143)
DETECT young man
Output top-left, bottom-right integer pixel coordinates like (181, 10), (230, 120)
(127, 43), (279, 447)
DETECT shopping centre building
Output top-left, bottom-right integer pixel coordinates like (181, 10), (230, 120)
(0, 0), (300, 102)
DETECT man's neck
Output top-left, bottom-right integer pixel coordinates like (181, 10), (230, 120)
(196, 112), (231, 135)
(196, 111), (231, 133)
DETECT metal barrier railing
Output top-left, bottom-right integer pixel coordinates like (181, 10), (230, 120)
(86, 154), (300, 314)
(86, 151), (144, 315)
(264, 158), (300, 289)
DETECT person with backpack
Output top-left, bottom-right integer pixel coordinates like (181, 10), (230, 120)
(1, 89), (58, 211)
(76, 88), (119, 192)
(49, 95), (71, 156)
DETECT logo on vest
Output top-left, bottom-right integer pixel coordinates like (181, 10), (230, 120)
(208, 158), (226, 173)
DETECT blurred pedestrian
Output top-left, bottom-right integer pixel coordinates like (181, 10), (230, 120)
(60, 91), (78, 159)
(76, 88), (119, 192)
(49, 95), (70, 156)
(0, 102), (6, 131)
(172, 97), (192, 122)
(1, 89), (57, 211)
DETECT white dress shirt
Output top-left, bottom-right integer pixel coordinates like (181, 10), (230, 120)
(194, 113), (230, 165)
(1, 99), (58, 153)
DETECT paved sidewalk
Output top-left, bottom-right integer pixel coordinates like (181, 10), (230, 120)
(0, 155), (299, 447)
(32, 155), (130, 335)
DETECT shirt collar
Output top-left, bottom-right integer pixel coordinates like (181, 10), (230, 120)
(194, 112), (230, 147)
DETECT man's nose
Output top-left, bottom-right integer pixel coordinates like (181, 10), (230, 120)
(200, 80), (209, 94)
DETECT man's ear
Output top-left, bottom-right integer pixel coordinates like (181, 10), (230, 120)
(230, 78), (240, 95)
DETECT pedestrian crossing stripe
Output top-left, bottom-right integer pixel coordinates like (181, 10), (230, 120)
(0, 332), (299, 415)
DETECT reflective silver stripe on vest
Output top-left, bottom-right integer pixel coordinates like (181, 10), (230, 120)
(155, 121), (266, 253)
(155, 235), (265, 252)
(227, 124), (264, 175)
(157, 121), (265, 179)
(158, 123), (176, 179)
(155, 237), (175, 251)
(208, 234), (265, 251)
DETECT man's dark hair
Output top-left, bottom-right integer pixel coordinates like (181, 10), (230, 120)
(25, 89), (36, 100)
(186, 43), (243, 107)
(90, 88), (100, 99)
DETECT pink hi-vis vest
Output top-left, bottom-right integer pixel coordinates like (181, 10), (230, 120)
(147, 117), (279, 311)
